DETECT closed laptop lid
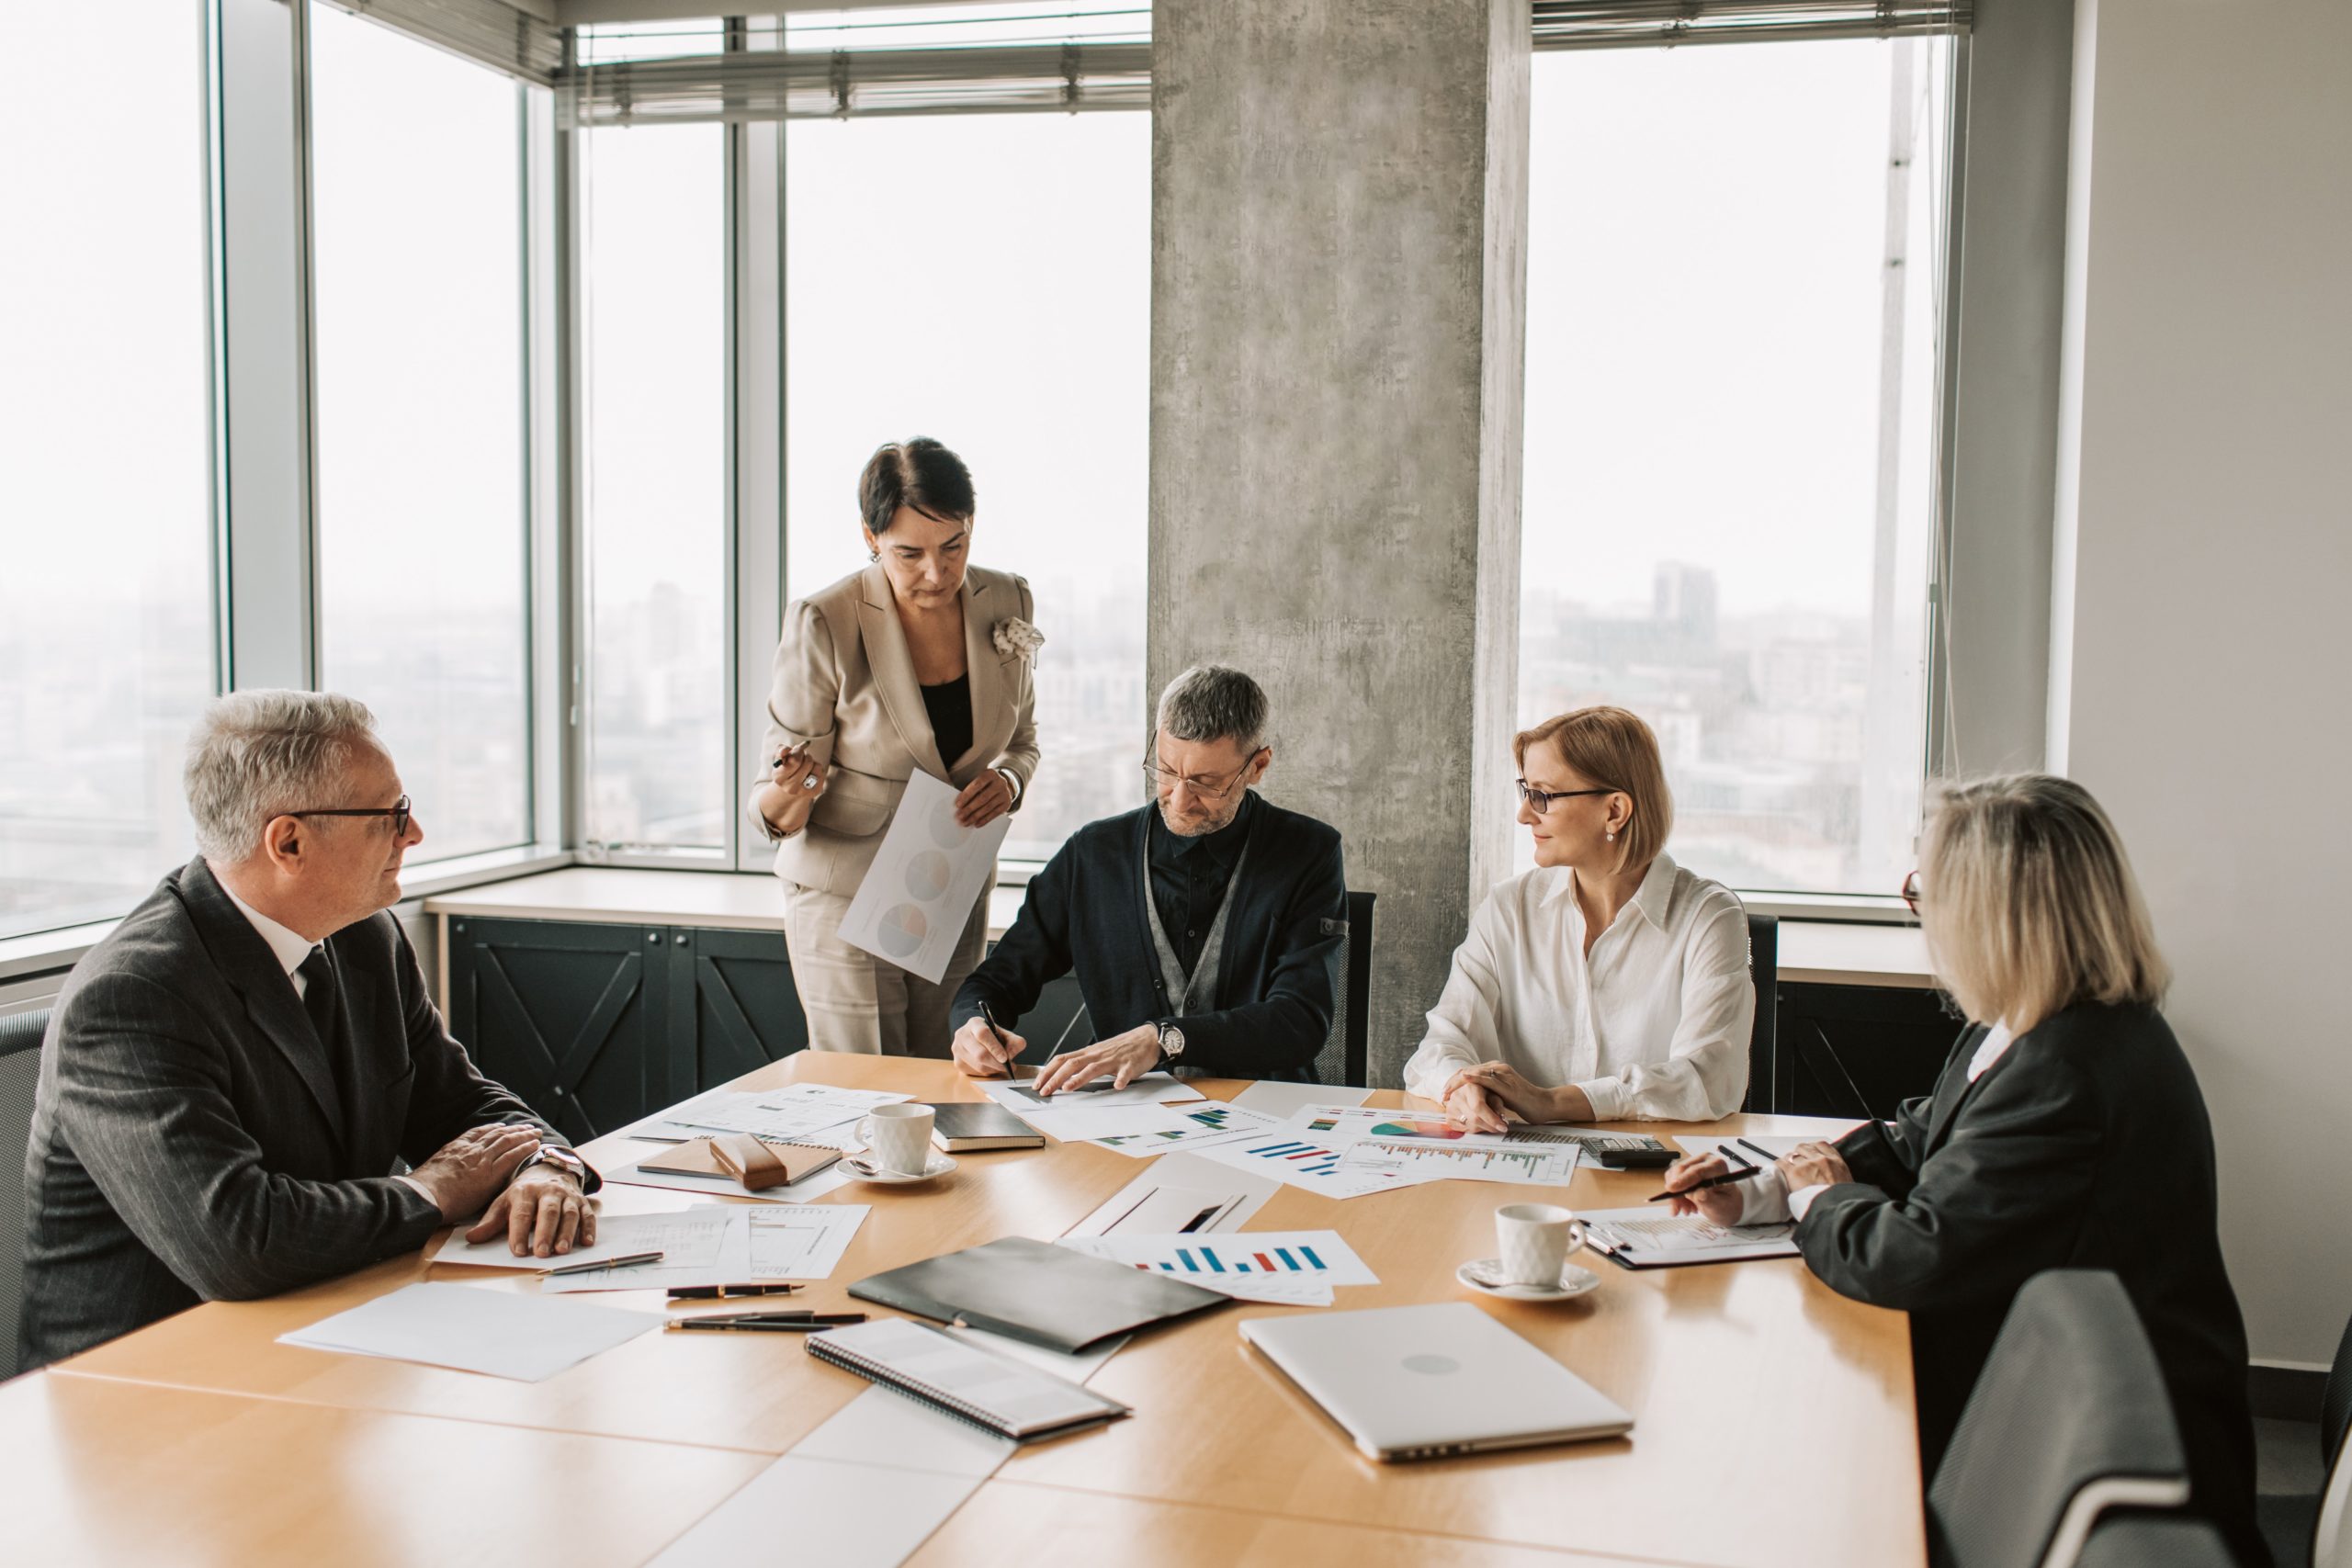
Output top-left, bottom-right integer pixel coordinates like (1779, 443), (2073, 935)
(1240, 1302), (1634, 1461)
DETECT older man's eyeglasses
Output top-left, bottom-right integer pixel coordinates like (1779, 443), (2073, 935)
(290, 794), (413, 837)
(1143, 753), (1263, 801)
(1514, 779), (1614, 815)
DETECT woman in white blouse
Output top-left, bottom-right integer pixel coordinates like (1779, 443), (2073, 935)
(1403, 705), (1752, 1129)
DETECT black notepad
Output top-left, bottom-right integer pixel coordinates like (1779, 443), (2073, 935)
(850, 1235), (1229, 1353)
(924, 1101), (1046, 1152)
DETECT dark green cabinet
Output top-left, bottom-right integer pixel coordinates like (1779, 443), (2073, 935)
(446, 918), (806, 1140)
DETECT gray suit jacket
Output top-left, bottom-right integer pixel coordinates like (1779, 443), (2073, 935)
(16, 857), (578, 1371)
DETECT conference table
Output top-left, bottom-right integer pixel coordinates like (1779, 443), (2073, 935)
(11, 1054), (1924, 1567)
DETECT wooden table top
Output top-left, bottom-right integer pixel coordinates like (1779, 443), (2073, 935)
(34, 1054), (1923, 1567)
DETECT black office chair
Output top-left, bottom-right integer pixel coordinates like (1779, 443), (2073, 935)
(0, 1007), (51, 1367)
(1929, 1269), (2192, 1568)
(2256, 1306), (2352, 1568)
(2075, 1515), (2237, 1568)
(1742, 911), (1778, 1112)
(1311, 891), (1375, 1088)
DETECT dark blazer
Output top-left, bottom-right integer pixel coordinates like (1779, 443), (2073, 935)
(17, 858), (578, 1372)
(1801, 1002), (2263, 1564)
(950, 796), (1346, 1080)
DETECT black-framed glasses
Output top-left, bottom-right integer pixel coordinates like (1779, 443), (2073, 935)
(1142, 751), (1264, 801)
(1900, 869), (1922, 915)
(1513, 778), (1614, 815)
(289, 794), (413, 838)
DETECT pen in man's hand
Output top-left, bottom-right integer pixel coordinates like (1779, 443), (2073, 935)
(1646, 1168), (1771, 1202)
(978, 998), (1014, 1069)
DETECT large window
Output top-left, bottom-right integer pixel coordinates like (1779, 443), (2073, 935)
(1519, 39), (1951, 896)
(0, 4), (212, 939)
(581, 124), (729, 852)
(784, 110), (1150, 863)
(311, 4), (533, 862)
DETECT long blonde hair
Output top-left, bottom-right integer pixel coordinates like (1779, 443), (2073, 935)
(1920, 773), (2169, 1032)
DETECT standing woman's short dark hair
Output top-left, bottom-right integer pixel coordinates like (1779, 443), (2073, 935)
(859, 438), (976, 537)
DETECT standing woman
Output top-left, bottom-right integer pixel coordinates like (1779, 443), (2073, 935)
(748, 438), (1041, 1055)
(1664, 775), (2263, 1562)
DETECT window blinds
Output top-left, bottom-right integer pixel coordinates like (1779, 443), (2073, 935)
(1531, 0), (1973, 51)
(316, 0), (560, 86)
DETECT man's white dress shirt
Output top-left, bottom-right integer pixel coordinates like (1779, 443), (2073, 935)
(1737, 1021), (2018, 1224)
(1402, 853), (1755, 1122)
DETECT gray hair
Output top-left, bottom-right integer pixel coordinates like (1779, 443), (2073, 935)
(185, 690), (381, 863)
(1155, 665), (1270, 753)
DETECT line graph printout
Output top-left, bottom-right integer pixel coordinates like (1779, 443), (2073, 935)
(1190, 1134), (1422, 1200)
(1338, 1137), (1581, 1188)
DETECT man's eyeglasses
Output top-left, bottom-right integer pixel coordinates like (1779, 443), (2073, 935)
(1514, 778), (1614, 815)
(1900, 869), (1922, 916)
(1143, 753), (1264, 801)
(289, 795), (413, 837)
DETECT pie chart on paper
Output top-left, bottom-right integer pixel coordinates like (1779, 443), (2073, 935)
(904, 850), (953, 901)
(876, 904), (929, 960)
(929, 812), (970, 851)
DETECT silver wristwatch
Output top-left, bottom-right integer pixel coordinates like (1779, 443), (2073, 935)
(516, 1145), (587, 1185)
(1156, 1021), (1187, 1067)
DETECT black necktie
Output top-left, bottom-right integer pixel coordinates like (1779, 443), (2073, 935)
(298, 946), (340, 1051)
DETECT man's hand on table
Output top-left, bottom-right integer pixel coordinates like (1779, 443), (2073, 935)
(469, 1162), (598, 1258)
(1030, 1025), (1161, 1096)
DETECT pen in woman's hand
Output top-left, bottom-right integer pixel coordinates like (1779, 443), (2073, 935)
(1646, 1167), (1770, 1202)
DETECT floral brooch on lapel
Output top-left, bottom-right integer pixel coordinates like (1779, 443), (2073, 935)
(992, 616), (1046, 660)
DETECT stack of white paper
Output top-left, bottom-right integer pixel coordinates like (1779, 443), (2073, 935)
(430, 1205), (871, 1292)
(278, 1283), (658, 1381)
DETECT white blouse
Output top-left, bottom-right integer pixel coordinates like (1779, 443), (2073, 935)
(1403, 853), (1755, 1122)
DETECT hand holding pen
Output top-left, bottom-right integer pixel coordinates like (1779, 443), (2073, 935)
(1653, 1152), (1770, 1225)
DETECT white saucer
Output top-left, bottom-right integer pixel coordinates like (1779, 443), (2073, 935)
(841, 1152), (957, 1185)
(1456, 1258), (1601, 1302)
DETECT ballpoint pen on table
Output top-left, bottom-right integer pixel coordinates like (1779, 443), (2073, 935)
(667, 1283), (802, 1302)
(1736, 1137), (1784, 1168)
(666, 1312), (868, 1334)
(546, 1249), (664, 1276)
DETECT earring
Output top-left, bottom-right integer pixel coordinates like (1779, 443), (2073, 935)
(868, 550), (879, 563)
(1606, 830), (1616, 841)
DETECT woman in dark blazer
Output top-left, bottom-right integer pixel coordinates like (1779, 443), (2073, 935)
(1666, 774), (2264, 1564)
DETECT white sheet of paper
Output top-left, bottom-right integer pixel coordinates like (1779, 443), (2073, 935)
(1188, 1131), (1425, 1201)
(431, 1208), (733, 1272)
(1057, 1228), (1373, 1306)
(278, 1283), (658, 1382)
(663, 1083), (910, 1146)
(996, 1101), (1204, 1144)
(1671, 1132), (1812, 1168)
(1063, 1150), (1279, 1237)
(643, 1453), (982, 1568)
(1230, 1080), (1374, 1118)
(1580, 1205), (1800, 1262)
(1085, 1100), (1283, 1156)
(538, 1204), (871, 1292)
(981, 1072), (1204, 1111)
(836, 770), (1012, 984)
(1340, 1136), (1581, 1187)
(605, 1160), (858, 1206)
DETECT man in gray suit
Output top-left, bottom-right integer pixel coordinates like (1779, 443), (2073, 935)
(17, 691), (599, 1371)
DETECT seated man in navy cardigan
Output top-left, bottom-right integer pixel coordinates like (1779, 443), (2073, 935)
(949, 664), (1346, 1089)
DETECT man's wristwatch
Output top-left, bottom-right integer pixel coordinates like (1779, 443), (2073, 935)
(1155, 1021), (1186, 1070)
(515, 1145), (587, 1186)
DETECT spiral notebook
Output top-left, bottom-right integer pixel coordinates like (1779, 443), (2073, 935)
(805, 1317), (1131, 1442)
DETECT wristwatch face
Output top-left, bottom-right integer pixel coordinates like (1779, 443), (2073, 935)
(1158, 1023), (1185, 1058)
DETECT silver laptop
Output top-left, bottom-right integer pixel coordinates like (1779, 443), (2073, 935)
(1240, 1302), (1633, 1461)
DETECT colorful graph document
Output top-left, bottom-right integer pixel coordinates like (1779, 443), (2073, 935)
(1189, 1131), (1423, 1200)
(1286, 1103), (1520, 1148)
(1086, 1101), (1283, 1156)
(837, 771), (1012, 984)
(1057, 1229), (1376, 1306)
(1339, 1137), (1581, 1187)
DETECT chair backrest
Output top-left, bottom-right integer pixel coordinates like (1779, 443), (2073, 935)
(0, 1008), (51, 1367)
(1312, 891), (1375, 1088)
(1744, 912), (1778, 1111)
(1928, 1269), (2190, 1568)
(2313, 1308), (2352, 1568)
(2073, 1516), (2235, 1568)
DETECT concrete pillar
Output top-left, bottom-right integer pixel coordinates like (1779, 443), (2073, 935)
(1148, 0), (1530, 1084)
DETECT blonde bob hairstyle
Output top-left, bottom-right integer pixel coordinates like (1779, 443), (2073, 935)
(1919, 773), (2169, 1034)
(1512, 705), (1673, 874)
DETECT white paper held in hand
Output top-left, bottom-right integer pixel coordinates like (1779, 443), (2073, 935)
(835, 771), (1012, 984)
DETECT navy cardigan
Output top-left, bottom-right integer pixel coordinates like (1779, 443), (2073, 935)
(950, 796), (1346, 1081)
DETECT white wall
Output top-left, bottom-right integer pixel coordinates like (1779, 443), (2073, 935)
(2052, 0), (2352, 1363)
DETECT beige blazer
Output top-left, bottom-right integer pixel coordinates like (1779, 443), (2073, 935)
(749, 563), (1041, 897)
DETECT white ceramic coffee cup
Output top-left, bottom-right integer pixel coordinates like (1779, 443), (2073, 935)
(857, 1103), (936, 1175)
(1495, 1201), (1588, 1288)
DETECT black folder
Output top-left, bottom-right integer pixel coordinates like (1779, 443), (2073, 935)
(849, 1235), (1229, 1353)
